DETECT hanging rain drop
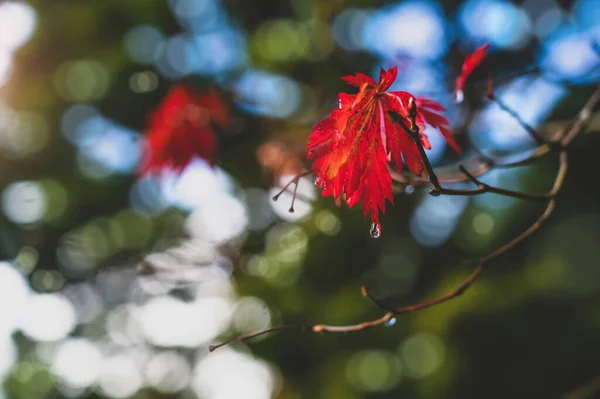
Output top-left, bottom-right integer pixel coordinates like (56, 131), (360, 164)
(384, 317), (396, 327)
(369, 222), (381, 238)
(452, 90), (464, 104)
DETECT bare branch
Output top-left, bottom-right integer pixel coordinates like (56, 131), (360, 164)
(387, 107), (554, 201)
(560, 85), (600, 147)
(209, 324), (307, 352)
(272, 171), (312, 210)
(364, 151), (565, 313)
(488, 94), (545, 144)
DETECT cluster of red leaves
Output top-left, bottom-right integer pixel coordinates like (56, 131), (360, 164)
(307, 66), (461, 229)
(140, 85), (229, 175)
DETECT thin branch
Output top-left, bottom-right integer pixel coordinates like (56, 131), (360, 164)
(388, 108), (551, 201)
(560, 85), (600, 147)
(389, 143), (554, 193)
(488, 94), (545, 145)
(211, 179), (560, 352)
(495, 145), (552, 168)
(454, 164), (551, 201)
(387, 107), (442, 194)
(479, 199), (556, 264)
(209, 324), (307, 352)
(362, 265), (485, 315)
(471, 157), (566, 263)
(208, 313), (397, 352)
(272, 171), (312, 211)
(364, 151), (565, 313)
(311, 312), (395, 333)
(480, 66), (540, 93)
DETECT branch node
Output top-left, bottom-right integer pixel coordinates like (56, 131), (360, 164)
(459, 165), (484, 187)
(272, 171), (311, 209)
(428, 187), (442, 197)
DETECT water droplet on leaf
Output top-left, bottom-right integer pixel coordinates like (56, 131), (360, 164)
(452, 90), (464, 104)
(384, 317), (396, 327)
(369, 222), (381, 238)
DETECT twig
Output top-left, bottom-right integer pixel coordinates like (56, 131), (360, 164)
(389, 142), (555, 192)
(488, 94), (545, 144)
(454, 164), (550, 201)
(209, 324), (307, 352)
(416, 65), (540, 98)
(560, 86), (600, 147)
(387, 106), (551, 201)
(363, 152), (564, 312)
(272, 171), (312, 212)
(362, 265), (486, 315)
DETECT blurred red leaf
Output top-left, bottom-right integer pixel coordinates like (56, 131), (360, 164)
(140, 85), (229, 175)
(307, 66), (460, 229)
(455, 43), (491, 95)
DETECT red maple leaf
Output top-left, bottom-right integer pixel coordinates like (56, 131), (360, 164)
(140, 85), (229, 175)
(455, 43), (493, 97)
(307, 66), (460, 232)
